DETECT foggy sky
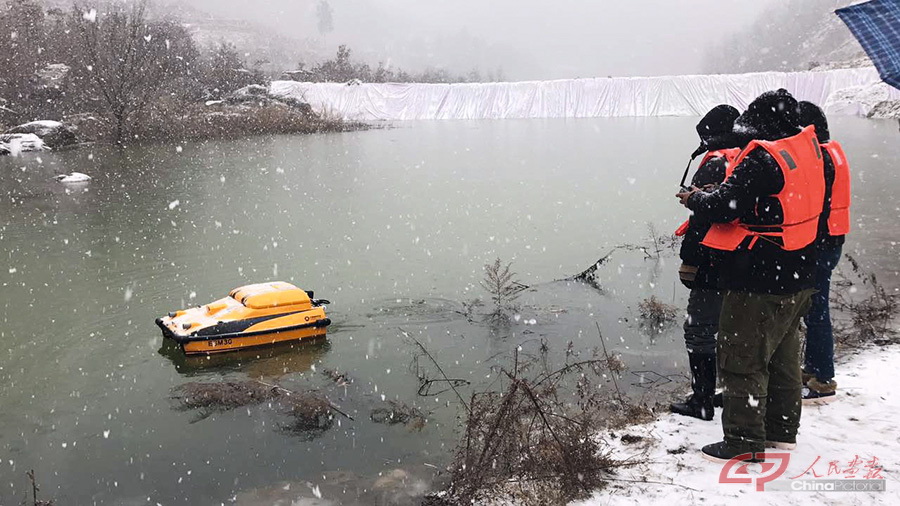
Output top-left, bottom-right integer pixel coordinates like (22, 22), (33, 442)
(180, 0), (780, 80)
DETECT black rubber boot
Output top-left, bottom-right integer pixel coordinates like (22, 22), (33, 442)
(670, 352), (716, 421)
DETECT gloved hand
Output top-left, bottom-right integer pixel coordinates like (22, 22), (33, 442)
(678, 263), (699, 289)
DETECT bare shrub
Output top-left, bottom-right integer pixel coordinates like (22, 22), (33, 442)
(831, 254), (898, 347)
(69, 0), (198, 143)
(427, 324), (644, 505)
(481, 258), (524, 308)
(572, 223), (678, 289)
(638, 296), (678, 329)
(648, 222), (680, 254)
(480, 258), (528, 327)
(447, 378), (613, 504)
(26, 469), (54, 506)
(645, 222), (669, 259)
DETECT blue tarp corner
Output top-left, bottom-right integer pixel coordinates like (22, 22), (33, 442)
(836, 0), (900, 91)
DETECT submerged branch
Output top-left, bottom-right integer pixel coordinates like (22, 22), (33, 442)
(403, 329), (471, 414)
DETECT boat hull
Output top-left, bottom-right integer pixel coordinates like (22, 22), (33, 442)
(156, 317), (331, 355)
(182, 324), (329, 354)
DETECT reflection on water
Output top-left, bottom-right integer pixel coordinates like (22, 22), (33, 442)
(158, 337), (330, 378)
(0, 117), (897, 505)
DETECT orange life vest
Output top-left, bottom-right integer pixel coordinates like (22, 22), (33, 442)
(822, 140), (850, 236)
(674, 148), (741, 237)
(701, 125), (825, 252)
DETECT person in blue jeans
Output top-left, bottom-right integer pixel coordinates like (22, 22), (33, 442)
(799, 101), (850, 404)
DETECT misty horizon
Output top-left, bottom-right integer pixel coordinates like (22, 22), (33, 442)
(176, 0), (782, 80)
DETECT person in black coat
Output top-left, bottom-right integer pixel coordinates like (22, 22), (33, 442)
(677, 89), (822, 462)
(670, 104), (742, 421)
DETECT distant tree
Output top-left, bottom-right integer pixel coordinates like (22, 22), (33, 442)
(69, 1), (197, 143)
(197, 42), (262, 98)
(316, 0), (334, 40)
(0, 0), (48, 101)
(313, 45), (369, 82)
(302, 44), (483, 84)
(487, 67), (505, 83)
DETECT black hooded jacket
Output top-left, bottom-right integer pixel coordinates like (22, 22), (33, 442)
(687, 90), (817, 295)
(679, 105), (742, 289)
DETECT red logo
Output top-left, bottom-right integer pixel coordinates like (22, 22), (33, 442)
(719, 453), (791, 491)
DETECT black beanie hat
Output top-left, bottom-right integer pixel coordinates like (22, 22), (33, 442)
(691, 104), (741, 158)
(799, 101), (830, 143)
(734, 89), (802, 142)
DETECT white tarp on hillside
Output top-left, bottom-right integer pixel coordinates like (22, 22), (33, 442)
(269, 67), (900, 121)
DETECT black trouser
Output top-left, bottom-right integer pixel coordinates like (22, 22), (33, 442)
(683, 288), (723, 355)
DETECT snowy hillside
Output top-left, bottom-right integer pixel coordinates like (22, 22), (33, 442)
(0, 0), (317, 72)
(704, 0), (869, 74)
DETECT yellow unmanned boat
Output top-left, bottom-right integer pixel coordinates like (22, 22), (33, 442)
(156, 282), (331, 355)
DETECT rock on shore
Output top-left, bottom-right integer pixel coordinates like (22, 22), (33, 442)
(868, 100), (900, 120)
(0, 133), (47, 155)
(5, 120), (78, 148)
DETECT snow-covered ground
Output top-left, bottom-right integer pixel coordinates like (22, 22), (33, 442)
(575, 344), (900, 505)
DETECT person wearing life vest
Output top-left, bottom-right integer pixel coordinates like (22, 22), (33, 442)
(676, 89), (824, 463)
(670, 105), (742, 422)
(798, 101), (849, 405)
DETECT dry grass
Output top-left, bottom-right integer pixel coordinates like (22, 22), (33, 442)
(831, 254), (898, 347)
(171, 380), (336, 435)
(322, 368), (353, 386)
(130, 100), (366, 143)
(279, 394), (334, 435)
(370, 400), (428, 431)
(638, 296), (678, 330)
(172, 380), (280, 412)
